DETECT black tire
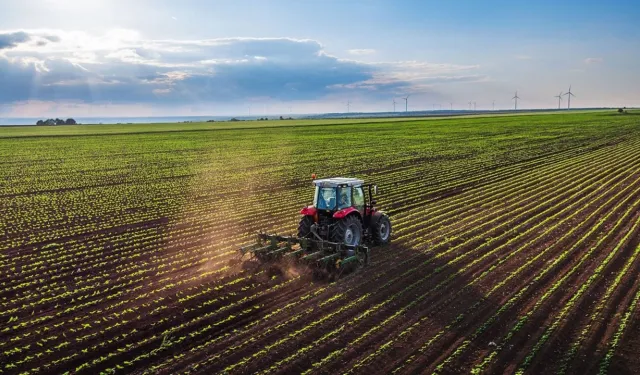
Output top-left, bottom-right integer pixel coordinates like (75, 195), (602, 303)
(298, 216), (314, 238)
(331, 215), (363, 246)
(372, 214), (391, 245)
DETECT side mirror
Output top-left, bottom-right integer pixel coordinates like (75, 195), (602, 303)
(373, 185), (378, 195)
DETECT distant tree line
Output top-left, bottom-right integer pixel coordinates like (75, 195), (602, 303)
(36, 118), (77, 125)
(257, 116), (294, 121)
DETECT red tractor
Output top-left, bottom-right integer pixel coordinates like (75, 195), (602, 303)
(298, 177), (391, 247)
(239, 177), (391, 274)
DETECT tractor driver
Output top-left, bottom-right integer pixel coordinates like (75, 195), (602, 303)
(339, 188), (351, 208)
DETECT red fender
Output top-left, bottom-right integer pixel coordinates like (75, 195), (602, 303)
(333, 207), (359, 219)
(300, 206), (317, 216)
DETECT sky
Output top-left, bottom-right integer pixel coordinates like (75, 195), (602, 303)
(0, 0), (639, 117)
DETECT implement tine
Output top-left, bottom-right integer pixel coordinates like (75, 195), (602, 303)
(266, 238), (292, 258)
(302, 251), (324, 262)
(317, 253), (340, 267)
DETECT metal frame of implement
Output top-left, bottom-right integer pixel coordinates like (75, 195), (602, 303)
(239, 232), (370, 269)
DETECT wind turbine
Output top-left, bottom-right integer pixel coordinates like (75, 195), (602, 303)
(402, 95), (410, 112)
(393, 99), (397, 112)
(492, 100), (495, 111)
(468, 101), (472, 110)
(563, 85), (575, 109)
(346, 100), (351, 113)
(512, 91), (520, 110)
(554, 91), (563, 109)
(450, 102), (453, 110)
(473, 102), (476, 111)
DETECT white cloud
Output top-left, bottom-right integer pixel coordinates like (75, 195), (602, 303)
(68, 51), (99, 64)
(348, 49), (376, 55)
(0, 30), (61, 51)
(105, 48), (147, 63)
(0, 28), (140, 54)
(584, 57), (603, 64)
(0, 29), (486, 112)
(375, 61), (480, 79)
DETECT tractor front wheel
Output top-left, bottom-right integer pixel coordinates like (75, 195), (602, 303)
(331, 215), (363, 246)
(372, 214), (391, 245)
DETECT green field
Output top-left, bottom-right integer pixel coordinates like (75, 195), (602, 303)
(1, 111), (640, 374)
(0, 109), (610, 138)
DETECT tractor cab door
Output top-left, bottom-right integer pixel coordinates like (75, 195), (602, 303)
(352, 186), (366, 216)
(337, 186), (352, 210)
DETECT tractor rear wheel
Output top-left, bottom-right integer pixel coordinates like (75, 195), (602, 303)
(372, 214), (391, 245)
(297, 216), (314, 238)
(331, 215), (363, 246)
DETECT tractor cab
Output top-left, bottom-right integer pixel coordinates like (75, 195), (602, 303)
(313, 177), (367, 213)
(299, 176), (389, 247)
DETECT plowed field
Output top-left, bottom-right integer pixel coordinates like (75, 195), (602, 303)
(1, 112), (639, 374)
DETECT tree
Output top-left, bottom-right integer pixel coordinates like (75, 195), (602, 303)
(36, 120), (44, 126)
(55, 118), (65, 125)
(65, 118), (77, 125)
(618, 108), (624, 113)
(44, 119), (56, 126)
(279, 116), (284, 120)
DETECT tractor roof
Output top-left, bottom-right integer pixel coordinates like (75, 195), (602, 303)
(313, 177), (364, 188)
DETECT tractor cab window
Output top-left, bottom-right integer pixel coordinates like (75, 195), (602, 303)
(314, 186), (336, 210)
(338, 186), (352, 209)
(352, 186), (365, 210)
